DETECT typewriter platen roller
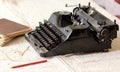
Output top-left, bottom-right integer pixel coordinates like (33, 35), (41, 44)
(25, 3), (119, 57)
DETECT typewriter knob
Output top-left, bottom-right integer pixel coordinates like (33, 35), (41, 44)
(100, 29), (110, 41)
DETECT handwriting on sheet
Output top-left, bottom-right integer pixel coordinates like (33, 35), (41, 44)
(0, 46), (29, 61)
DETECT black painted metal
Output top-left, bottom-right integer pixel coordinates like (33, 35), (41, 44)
(25, 3), (119, 57)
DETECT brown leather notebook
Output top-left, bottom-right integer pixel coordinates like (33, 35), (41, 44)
(0, 18), (32, 39)
(0, 38), (13, 46)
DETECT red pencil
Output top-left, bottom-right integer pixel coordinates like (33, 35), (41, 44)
(11, 60), (47, 69)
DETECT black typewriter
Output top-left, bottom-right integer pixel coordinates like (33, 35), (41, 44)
(25, 3), (119, 57)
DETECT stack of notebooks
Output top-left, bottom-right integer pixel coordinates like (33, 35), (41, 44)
(0, 18), (32, 46)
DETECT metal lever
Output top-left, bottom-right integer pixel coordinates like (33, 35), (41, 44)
(65, 4), (79, 7)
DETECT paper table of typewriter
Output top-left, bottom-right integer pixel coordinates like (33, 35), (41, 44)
(25, 3), (119, 57)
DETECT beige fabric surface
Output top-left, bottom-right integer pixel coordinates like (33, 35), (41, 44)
(0, 0), (120, 72)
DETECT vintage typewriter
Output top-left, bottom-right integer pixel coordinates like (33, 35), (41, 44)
(25, 3), (119, 57)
